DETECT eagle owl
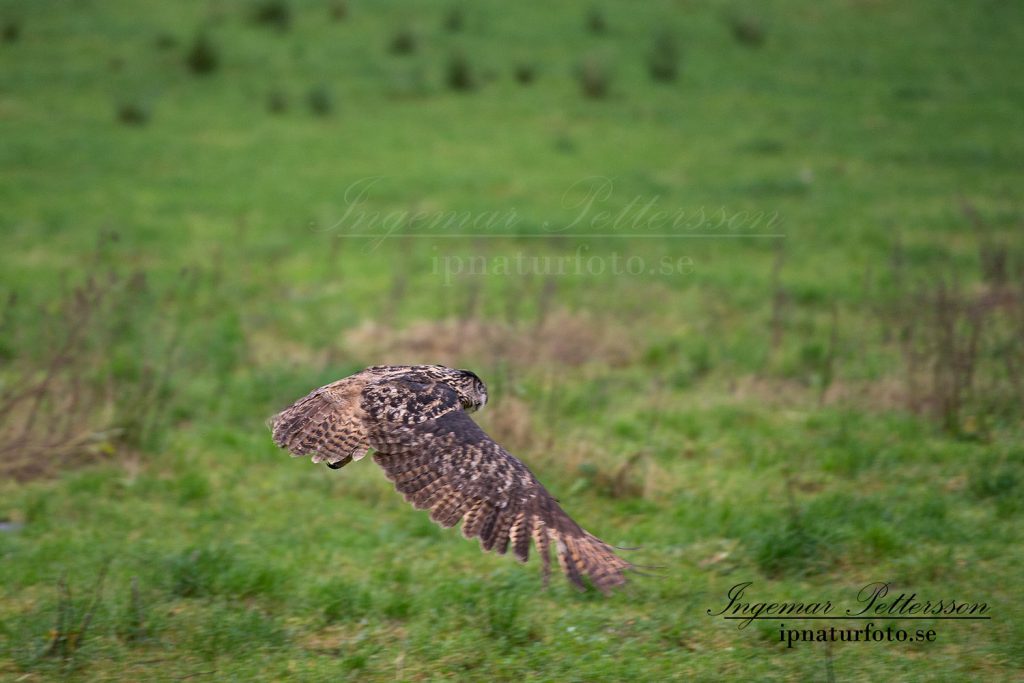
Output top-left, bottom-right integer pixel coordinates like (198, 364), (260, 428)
(270, 365), (633, 593)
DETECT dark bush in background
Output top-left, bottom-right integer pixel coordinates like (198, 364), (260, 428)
(648, 29), (680, 82)
(154, 32), (177, 50)
(389, 27), (417, 55)
(729, 15), (765, 47)
(445, 51), (476, 91)
(115, 101), (150, 126)
(266, 88), (288, 114)
(576, 55), (610, 99)
(444, 6), (465, 32)
(586, 7), (607, 35)
(307, 84), (333, 116)
(185, 32), (219, 75)
(2, 20), (20, 43)
(252, 0), (291, 32)
(329, 0), (348, 21)
(514, 63), (537, 85)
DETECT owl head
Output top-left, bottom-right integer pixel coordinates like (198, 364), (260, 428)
(420, 366), (486, 413)
(450, 368), (488, 412)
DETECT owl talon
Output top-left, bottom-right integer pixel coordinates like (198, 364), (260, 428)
(327, 455), (352, 469)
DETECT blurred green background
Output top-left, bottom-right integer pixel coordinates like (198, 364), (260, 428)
(1, 1), (1022, 680)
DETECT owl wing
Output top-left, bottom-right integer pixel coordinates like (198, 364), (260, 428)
(269, 373), (468, 468)
(370, 407), (633, 594)
(269, 377), (371, 469)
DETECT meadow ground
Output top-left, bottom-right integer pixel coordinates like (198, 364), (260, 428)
(1, 1), (1023, 680)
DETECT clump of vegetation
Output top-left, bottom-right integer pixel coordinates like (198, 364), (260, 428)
(481, 591), (534, 646)
(307, 84), (333, 116)
(252, 0), (291, 32)
(572, 453), (645, 499)
(513, 63), (537, 85)
(876, 212), (1024, 433)
(385, 64), (431, 98)
(2, 20), (20, 43)
(728, 14), (765, 47)
(0, 249), (238, 481)
(892, 276), (1022, 434)
(575, 54), (610, 99)
(586, 7), (607, 34)
(117, 577), (152, 645)
(753, 485), (841, 577)
(0, 260), (215, 481)
(167, 546), (230, 598)
(647, 29), (681, 82)
(970, 465), (1018, 501)
(115, 101), (150, 126)
(320, 578), (374, 623)
(329, 0), (348, 21)
(185, 31), (219, 75)
(445, 51), (476, 91)
(389, 27), (417, 55)
(154, 31), (177, 50)
(266, 88), (288, 114)
(444, 5), (465, 32)
(38, 567), (110, 667)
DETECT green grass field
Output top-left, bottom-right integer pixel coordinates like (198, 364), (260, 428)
(1, 0), (1023, 680)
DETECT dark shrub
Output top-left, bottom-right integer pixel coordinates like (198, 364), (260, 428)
(116, 102), (150, 126)
(444, 6), (464, 32)
(266, 88), (288, 114)
(576, 55), (610, 99)
(514, 63), (536, 85)
(3, 20), (21, 43)
(648, 30), (680, 82)
(729, 15), (765, 47)
(307, 85), (333, 116)
(252, 0), (291, 32)
(446, 51), (476, 91)
(330, 0), (348, 21)
(389, 27), (416, 55)
(186, 32), (219, 75)
(154, 32), (177, 50)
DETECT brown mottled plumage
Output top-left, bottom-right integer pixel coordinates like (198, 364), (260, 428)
(269, 365), (633, 593)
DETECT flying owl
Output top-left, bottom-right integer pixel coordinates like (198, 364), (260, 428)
(269, 364), (633, 593)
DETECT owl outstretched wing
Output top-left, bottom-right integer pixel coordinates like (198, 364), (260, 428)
(268, 370), (467, 469)
(370, 406), (632, 593)
(268, 376), (371, 469)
